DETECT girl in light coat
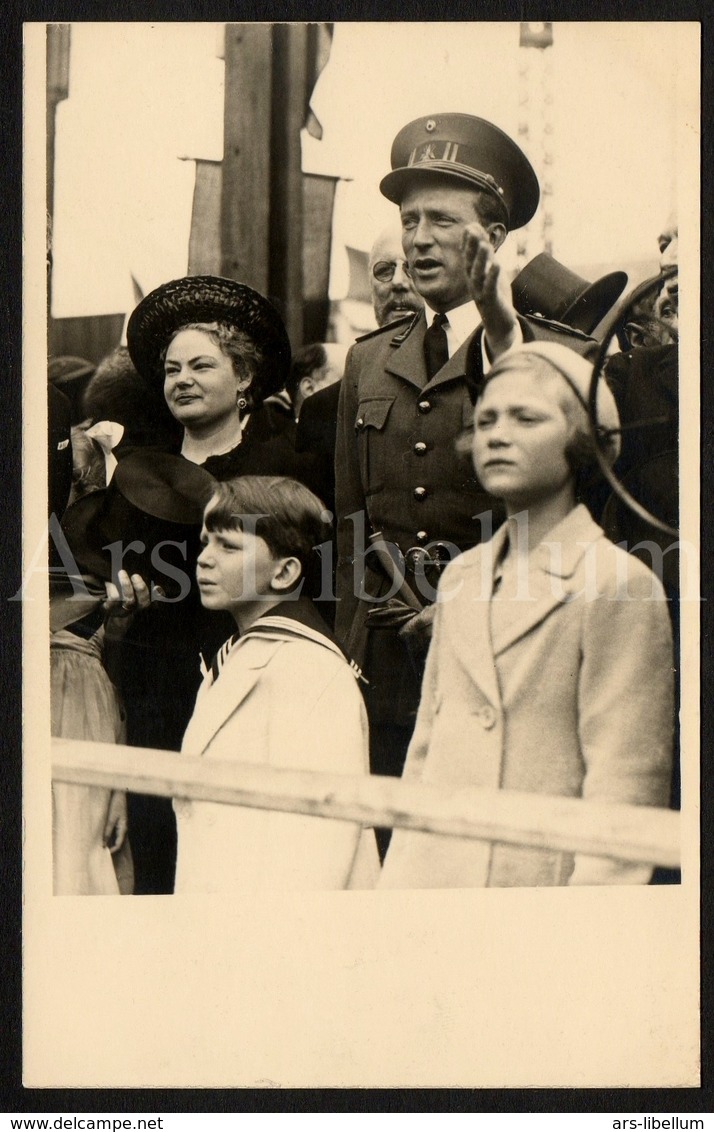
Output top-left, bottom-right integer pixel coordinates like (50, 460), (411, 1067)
(379, 341), (674, 888)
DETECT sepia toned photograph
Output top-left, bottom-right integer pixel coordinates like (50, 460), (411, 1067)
(22, 19), (700, 1090)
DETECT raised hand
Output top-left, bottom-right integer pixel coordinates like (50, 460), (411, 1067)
(463, 221), (518, 359)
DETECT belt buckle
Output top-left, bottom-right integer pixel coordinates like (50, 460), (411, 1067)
(404, 541), (452, 575)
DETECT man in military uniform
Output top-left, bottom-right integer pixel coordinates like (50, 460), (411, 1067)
(334, 114), (598, 819)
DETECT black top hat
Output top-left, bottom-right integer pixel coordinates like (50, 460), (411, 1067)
(380, 113), (540, 231)
(60, 450), (216, 596)
(511, 253), (628, 335)
(126, 276), (291, 401)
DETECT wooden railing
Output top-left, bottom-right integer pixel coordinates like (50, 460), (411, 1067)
(52, 737), (681, 868)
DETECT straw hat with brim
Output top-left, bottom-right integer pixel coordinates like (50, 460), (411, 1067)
(511, 253), (628, 335)
(60, 450), (216, 597)
(380, 113), (540, 231)
(467, 341), (621, 465)
(126, 276), (291, 401)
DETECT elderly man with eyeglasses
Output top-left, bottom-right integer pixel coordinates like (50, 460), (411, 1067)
(368, 224), (425, 328)
(334, 114), (597, 839)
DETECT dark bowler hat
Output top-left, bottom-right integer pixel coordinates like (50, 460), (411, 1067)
(380, 113), (540, 230)
(60, 449), (216, 597)
(126, 275), (291, 400)
(512, 253), (628, 335)
(48, 355), (96, 388)
(48, 356), (97, 424)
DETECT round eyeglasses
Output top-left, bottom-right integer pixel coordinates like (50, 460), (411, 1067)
(372, 260), (412, 283)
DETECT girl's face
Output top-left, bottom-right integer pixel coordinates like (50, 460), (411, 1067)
(163, 328), (242, 431)
(196, 524), (283, 615)
(472, 368), (573, 509)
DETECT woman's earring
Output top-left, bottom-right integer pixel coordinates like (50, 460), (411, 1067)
(237, 390), (249, 412)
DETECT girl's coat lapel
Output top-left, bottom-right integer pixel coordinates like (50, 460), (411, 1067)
(446, 506), (604, 687)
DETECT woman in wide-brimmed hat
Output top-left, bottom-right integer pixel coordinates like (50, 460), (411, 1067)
(105, 277), (321, 893)
(126, 275), (300, 478)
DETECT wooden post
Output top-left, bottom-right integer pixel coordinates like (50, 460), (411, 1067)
(220, 24), (273, 293)
(268, 23), (307, 347)
(214, 23), (336, 347)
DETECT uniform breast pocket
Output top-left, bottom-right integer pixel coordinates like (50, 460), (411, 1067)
(354, 398), (394, 496)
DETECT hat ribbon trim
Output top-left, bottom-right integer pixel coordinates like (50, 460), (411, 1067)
(405, 157), (507, 206)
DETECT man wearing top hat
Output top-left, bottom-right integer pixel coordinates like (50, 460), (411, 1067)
(334, 113), (600, 812)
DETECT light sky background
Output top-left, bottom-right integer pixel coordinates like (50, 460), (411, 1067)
(51, 21), (694, 318)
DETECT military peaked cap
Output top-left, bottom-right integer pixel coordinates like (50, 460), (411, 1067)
(380, 113), (540, 230)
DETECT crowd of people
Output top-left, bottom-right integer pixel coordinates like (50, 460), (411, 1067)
(48, 112), (680, 895)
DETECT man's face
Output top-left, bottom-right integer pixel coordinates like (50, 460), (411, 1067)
(657, 211), (678, 337)
(655, 288), (678, 343)
(400, 182), (487, 312)
(368, 229), (424, 327)
(658, 213), (678, 273)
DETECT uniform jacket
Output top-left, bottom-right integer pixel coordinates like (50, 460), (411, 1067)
(296, 378), (342, 516)
(378, 505), (674, 888)
(334, 308), (597, 664)
(173, 605), (379, 892)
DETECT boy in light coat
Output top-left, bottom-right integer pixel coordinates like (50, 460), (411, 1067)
(174, 476), (377, 892)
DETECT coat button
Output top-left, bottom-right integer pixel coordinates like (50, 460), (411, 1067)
(417, 400), (432, 414)
(413, 486), (427, 501)
(477, 705), (497, 729)
(355, 417), (365, 430)
(415, 530), (428, 543)
(414, 441), (427, 456)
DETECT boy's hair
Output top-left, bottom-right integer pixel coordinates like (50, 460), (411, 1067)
(204, 476), (331, 579)
(285, 342), (328, 407)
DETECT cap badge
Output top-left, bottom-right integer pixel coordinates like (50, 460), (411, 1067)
(425, 119), (437, 132)
(408, 141), (460, 166)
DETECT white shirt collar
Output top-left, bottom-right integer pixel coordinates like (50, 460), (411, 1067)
(425, 299), (481, 353)
(425, 298), (523, 373)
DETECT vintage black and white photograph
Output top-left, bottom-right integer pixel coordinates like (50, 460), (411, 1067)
(22, 19), (699, 1089)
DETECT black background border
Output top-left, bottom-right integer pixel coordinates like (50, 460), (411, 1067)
(2, 0), (710, 1113)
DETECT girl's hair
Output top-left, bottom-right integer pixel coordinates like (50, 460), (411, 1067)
(204, 476), (331, 584)
(163, 322), (266, 410)
(478, 350), (620, 501)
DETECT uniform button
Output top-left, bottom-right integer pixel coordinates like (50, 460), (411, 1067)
(414, 441), (427, 456)
(413, 486), (427, 501)
(417, 400), (432, 414)
(415, 530), (428, 543)
(477, 705), (497, 730)
(355, 417), (365, 430)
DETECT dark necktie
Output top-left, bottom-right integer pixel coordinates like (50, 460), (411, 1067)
(423, 312), (449, 379)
